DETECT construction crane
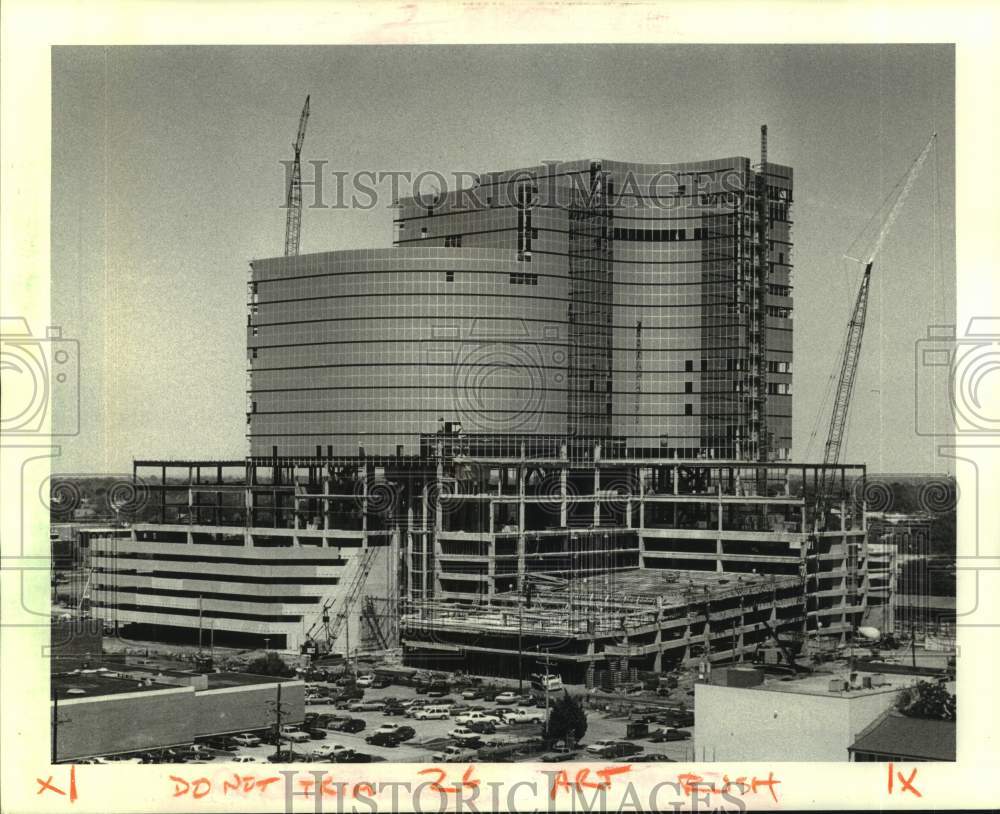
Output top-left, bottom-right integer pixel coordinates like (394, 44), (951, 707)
(811, 131), (937, 544)
(822, 133), (937, 471)
(283, 95), (311, 257)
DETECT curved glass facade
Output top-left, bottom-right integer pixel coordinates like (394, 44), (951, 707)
(248, 153), (793, 461)
(248, 248), (572, 456)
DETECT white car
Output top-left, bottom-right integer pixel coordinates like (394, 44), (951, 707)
(412, 705), (451, 720)
(355, 674), (376, 688)
(494, 691), (521, 705)
(585, 739), (619, 755)
(280, 727), (310, 743)
(454, 710), (502, 726)
(448, 727), (482, 743)
(314, 743), (352, 759)
(231, 733), (262, 747)
(500, 707), (544, 725)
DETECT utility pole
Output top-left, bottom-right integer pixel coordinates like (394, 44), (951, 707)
(198, 593), (203, 655)
(518, 603), (524, 695)
(268, 682), (290, 760)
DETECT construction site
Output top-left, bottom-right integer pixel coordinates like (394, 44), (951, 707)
(79, 99), (945, 693)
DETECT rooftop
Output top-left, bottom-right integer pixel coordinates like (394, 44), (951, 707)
(52, 671), (181, 700)
(204, 672), (301, 690)
(849, 712), (956, 761)
(753, 668), (918, 698)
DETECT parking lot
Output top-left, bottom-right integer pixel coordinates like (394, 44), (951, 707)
(181, 682), (695, 764)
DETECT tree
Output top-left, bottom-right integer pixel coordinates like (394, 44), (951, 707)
(895, 680), (956, 721)
(545, 692), (588, 746)
(245, 652), (295, 677)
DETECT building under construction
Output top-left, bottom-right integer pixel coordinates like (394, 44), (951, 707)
(86, 120), (883, 682)
(88, 446), (868, 680)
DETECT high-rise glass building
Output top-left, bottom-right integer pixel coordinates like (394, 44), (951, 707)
(247, 153), (793, 460)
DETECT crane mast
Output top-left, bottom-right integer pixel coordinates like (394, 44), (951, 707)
(284, 95), (311, 257)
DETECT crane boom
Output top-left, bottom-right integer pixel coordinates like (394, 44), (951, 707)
(823, 133), (936, 468)
(823, 262), (872, 466)
(284, 95), (311, 257)
(861, 133), (936, 267)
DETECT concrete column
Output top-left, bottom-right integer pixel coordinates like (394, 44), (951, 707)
(716, 484), (724, 573)
(323, 473), (331, 532)
(560, 444), (568, 528)
(593, 464), (601, 527)
(361, 465), (369, 549)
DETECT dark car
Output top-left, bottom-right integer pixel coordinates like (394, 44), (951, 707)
(390, 725), (416, 741)
(335, 751), (384, 763)
(649, 728), (691, 743)
(259, 731), (281, 746)
(540, 750), (579, 762)
(465, 720), (497, 735)
(426, 684), (450, 698)
(383, 704), (406, 717)
(305, 728), (327, 740)
(304, 713), (320, 726)
(267, 750), (298, 763)
(206, 738), (237, 752)
(596, 741), (644, 759)
(371, 678), (391, 689)
(365, 731), (403, 748)
(328, 717), (366, 734)
(660, 709), (695, 727)
(624, 754), (677, 762)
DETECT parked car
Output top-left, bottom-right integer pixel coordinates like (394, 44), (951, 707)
(347, 699), (385, 712)
(431, 745), (478, 762)
(280, 726), (310, 743)
(595, 741), (644, 759)
(625, 754), (676, 762)
(539, 750), (579, 762)
(259, 731), (281, 746)
(365, 731), (403, 748)
(448, 727), (483, 744)
(233, 755), (261, 764)
(494, 691), (522, 705)
(382, 703), (406, 717)
(649, 727), (691, 743)
(500, 707), (544, 725)
(412, 704), (451, 721)
(426, 684), (450, 698)
(335, 751), (382, 763)
(374, 724), (415, 741)
(206, 737), (237, 752)
(465, 720), (497, 735)
(304, 728), (328, 740)
(454, 710), (502, 726)
(585, 739), (620, 755)
(328, 717), (366, 734)
(314, 743), (353, 759)
(355, 674), (376, 688)
(371, 677), (391, 690)
(267, 750), (298, 763)
(461, 688), (482, 700)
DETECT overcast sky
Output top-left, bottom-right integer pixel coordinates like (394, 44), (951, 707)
(51, 44), (955, 475)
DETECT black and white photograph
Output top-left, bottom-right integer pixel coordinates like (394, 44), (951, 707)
(1, 3), (996, 813)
